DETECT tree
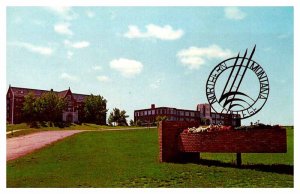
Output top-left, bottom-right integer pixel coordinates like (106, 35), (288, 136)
(84, 94), (107, 125)
(135, 119), (142, 126)
(129, 119), (134, 126)
(156, 115), (167, 123)
(35, 91), (67, 123)
(108, 108), (129, 126)
(200, 118), (211, 125)
(119, 110), (129, 126)
(22, 92), (37, 123)
(22, 91), (67, 125)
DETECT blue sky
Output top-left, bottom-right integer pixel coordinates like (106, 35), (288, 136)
(6, 6), (294, 125)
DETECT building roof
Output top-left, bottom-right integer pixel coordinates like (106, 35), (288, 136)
(134, 105), (198, 112)
(9, 87), (49, 97)
(8, 86), (88, 101)
(73, 93), (89, 102)
(57, 90), (69, 98)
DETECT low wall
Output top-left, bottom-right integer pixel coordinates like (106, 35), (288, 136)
(159, 121), (287, 163)
(178, 127), (287, 153)
(158, 121), (199, 162)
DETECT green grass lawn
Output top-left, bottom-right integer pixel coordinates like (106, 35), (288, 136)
(6, 123), (149, 138)
(7, 127), (293, 188)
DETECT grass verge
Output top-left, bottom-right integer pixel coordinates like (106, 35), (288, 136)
(7, 127), (293, 188)
(6, 123), (149, 138)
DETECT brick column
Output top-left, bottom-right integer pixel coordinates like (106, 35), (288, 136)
(158, 121), (200, 163)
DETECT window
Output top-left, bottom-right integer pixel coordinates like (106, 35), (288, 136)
(148, 110), (152, 115)
(185, 112), (189, 116)
(144, 111), (148, 116)
(152, 110), (155, 115)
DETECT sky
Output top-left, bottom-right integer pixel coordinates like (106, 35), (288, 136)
(6, 6), (294, 125)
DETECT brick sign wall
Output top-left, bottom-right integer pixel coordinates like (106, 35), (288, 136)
(159, 121), (287, 163)
(158, 121), (199, 162)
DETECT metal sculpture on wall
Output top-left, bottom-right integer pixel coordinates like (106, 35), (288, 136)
(206, 45), (270, 119)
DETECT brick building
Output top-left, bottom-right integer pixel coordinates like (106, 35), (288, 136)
(134, 104), (240, 126)
(6, 86), (106, 124)
(197, 103), (241, 126)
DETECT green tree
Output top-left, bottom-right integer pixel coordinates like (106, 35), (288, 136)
(119, 110), (129, 126)
(108, 108), (129, 126)
(22, 92), (37, 123)
(129, 119), (134, 126)
(156, 115), (167, 124)
(108, 108), (119, 126)
(84, 94), (107, 125)
(200, 118), (211, 125)
(135, 119), (142, 126)
(35, 91), (67, 123)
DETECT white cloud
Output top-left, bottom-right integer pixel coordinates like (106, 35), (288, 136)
(124, 24), (183, 40)
(64, 40), (90, 49)
(96, 75), (111, 82)
(92, 65), (103, 70)
(72, 41), (90, 48)
(224, 7), (246, 20)
(47, 7), (77, 21)
(110, 11), (117, 20)
(54, 23), (73, 36)
(150, 79), (163, 89)
(86, 10), (95, 18)
(177, 45), (233, 69)
(263, 47), (272, 52)
(10, 42), (53, 56)
(13, 16), (22, 24)
(60, 73), (78, 82)
(67, 51), (73, 59)
(278, 34), (289, 39)
(32, 20), (46, 27)
(110, 58), (143, 78)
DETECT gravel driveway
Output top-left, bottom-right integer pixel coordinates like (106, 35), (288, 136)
(7, 130), (85, 161)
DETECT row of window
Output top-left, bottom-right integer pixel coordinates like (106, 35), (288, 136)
(134, 109), (199, 117)
(138, 116), (198, 123)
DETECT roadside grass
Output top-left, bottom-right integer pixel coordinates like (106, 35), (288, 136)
(7, 127), (293, 187)
(6, 123), (149, 138)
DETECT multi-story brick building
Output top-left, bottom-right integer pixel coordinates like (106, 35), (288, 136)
(196, 103), (241, 126)
(134, 104), (201, 126)
(6, 86), (106, 124)
(134, 104), (241, 126)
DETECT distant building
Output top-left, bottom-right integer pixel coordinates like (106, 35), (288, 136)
(134, 104), (201, 126)
(197, 103), (241, 126)
(134, 104), (241, 126)
(6, 86), (106, 124)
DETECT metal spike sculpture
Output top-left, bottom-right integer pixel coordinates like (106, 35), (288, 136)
(206, 46), (270, 119)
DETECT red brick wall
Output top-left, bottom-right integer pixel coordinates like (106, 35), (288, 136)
(178, 127), (287, 153)
(159, 121), (287, 163)
(158, 121), (200, 162)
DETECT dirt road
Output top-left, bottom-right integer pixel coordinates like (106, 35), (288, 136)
(7, 130), (85, 161)
(6, 127), (156, 161)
